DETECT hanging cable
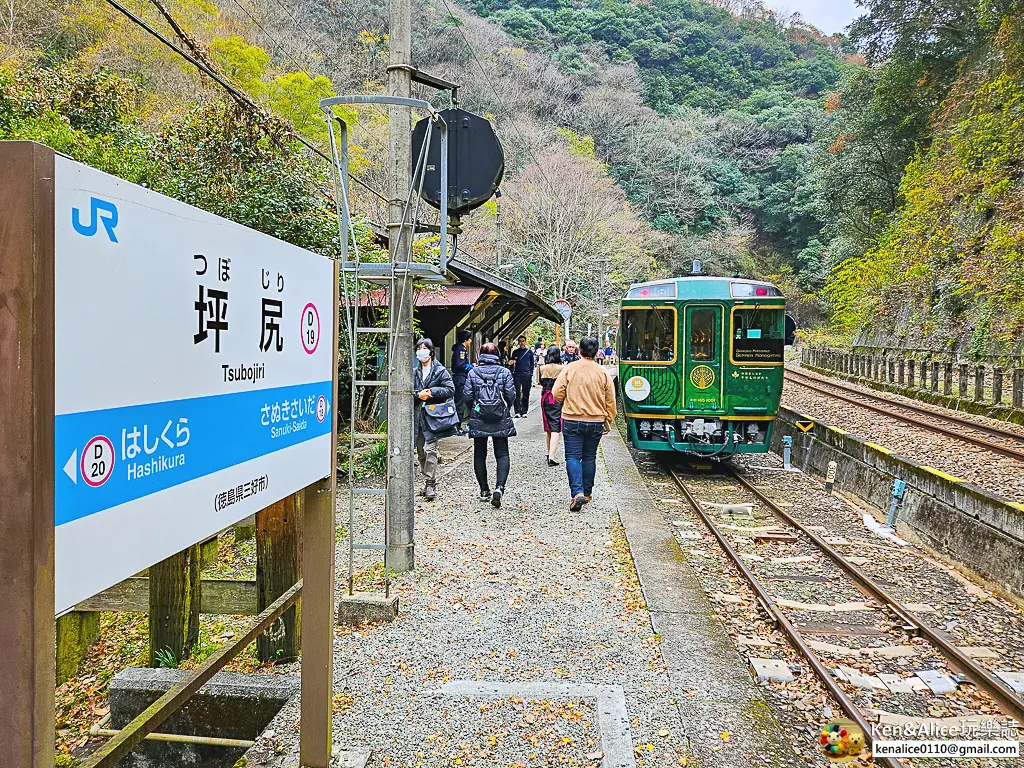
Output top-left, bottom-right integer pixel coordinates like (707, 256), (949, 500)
(101, 0), (390, 204)
(435, 0), (560, 198)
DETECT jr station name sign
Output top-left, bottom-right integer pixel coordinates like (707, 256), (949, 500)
(53, 157), (335, 613)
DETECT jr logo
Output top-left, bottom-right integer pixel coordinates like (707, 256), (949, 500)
(72, 197), (119, 242)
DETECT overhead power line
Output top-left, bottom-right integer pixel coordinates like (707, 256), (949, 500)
(225, 0), (389, 154)
(435, 0), (559, 198)
(102, 0), (389, 204)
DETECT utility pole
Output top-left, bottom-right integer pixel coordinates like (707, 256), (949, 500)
(494, 190), (502, 269)
(386, 0), (415, 573)
(597, 257), (609, 345)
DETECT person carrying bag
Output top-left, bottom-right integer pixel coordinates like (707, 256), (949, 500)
(463, 342), (517, 508)
(414, 338), (458, 501)
(538, 345), (565, 466)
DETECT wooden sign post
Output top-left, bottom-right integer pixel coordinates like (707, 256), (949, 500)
(0, 141), (337, 768)
(0, 142), (57, 768)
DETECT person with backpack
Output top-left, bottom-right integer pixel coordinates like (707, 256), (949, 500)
(462, 342), (517, 508)
(414, 338), (458, 502)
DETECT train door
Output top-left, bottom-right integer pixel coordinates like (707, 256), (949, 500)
(683, 305), (724, 412)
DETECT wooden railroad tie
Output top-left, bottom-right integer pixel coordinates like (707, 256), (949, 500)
(753, 531), (798, 543)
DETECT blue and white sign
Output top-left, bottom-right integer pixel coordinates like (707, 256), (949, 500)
(54, 157), (335, 613)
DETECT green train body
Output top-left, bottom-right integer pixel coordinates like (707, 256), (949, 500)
(618, 276), (786, 457)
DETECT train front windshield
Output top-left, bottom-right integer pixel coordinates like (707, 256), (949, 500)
(731, 306), (785, 363)
(620, 308), (676, 362)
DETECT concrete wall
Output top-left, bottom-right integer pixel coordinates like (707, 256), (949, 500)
(773, 407), (1024, 602)
(109, 668), (298, 768)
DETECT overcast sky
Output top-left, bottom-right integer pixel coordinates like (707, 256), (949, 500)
(775, 0), (862, 34)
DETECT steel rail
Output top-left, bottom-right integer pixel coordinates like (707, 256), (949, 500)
(785, 371), (1024, 462)
(667, 467), (901, 768)
(788, 368), (1024, 446)
(81, 580), (302, 768)
(727, 468), (1024, 726)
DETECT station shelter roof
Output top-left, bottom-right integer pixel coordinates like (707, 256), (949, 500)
(355, 252), (562, 361)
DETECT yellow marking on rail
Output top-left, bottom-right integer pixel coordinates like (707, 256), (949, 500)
(829, 427), (847, 435)
(920, 466), (963, 484)
(1009, 502), (1024, 514)
(863, 442), (892, 455)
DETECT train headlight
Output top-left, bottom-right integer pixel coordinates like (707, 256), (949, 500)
(638, 420), (652, 436)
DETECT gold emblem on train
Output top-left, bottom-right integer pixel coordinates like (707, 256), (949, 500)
(689, 365), (716, 390)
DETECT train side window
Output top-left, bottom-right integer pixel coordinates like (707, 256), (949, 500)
(620, 308), (676, 362)
(689, 309), (716, 361)
(732, 307), (785, 363)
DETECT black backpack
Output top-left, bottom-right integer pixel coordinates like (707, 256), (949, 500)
(474, 369), (506, 423)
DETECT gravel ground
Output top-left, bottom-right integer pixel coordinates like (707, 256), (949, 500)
(245, 393), (691, 767)
(630, 447), (1024, 768)
(781, 370), (1024, 503)
(782, 370), (1024, 448)
(790, 365), (1024, 442)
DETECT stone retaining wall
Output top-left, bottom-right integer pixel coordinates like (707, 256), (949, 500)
(772, 407), (1024, 602)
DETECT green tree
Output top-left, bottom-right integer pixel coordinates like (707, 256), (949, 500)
(266, 71), (336, 145)
(209, 34), (270, 94)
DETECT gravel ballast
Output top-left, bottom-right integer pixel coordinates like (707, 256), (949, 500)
(244, 392), (700, 767)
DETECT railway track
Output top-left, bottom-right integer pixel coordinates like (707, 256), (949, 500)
(667, 463), (1024, 765)
(785, 368), (1024, 462)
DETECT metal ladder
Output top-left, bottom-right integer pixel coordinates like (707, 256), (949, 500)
(321, 96), (451, 597)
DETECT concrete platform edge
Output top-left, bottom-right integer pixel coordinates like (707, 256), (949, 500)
(774, 405), (1024, 602)
(600, 429), (802, 766)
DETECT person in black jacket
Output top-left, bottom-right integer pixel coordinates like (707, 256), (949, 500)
(462, 342), (517, 508)
(450, 329), (473, 435)
(415, 338), (456, 501)
(509, 335), (535, 417)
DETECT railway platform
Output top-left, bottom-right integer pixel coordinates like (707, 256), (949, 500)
(243, 393), (797, 767)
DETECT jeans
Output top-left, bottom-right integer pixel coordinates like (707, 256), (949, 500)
(474, 436), (510, 492)
(514, 377), (532, 415)
(416, 432), (439, 488)
(562, 420), (604, 499)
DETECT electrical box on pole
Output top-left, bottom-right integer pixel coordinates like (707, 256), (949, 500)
(412, 108), (504, 218)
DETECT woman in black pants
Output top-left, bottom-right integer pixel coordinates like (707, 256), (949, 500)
(462, 342), (517, 508)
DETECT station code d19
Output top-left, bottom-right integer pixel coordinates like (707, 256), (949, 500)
(52, 157), (334, 614)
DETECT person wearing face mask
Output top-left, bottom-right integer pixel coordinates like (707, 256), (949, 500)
(414, 338), (457, 501)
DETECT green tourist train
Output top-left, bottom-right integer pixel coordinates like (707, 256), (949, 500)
(618, 276), (791, 457)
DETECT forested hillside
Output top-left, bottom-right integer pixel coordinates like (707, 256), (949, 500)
(823, 2), (1024, 354)
(1, 0), (854, 332)
(6, 0), (1024, 352)
(441, 0), (856, 319)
